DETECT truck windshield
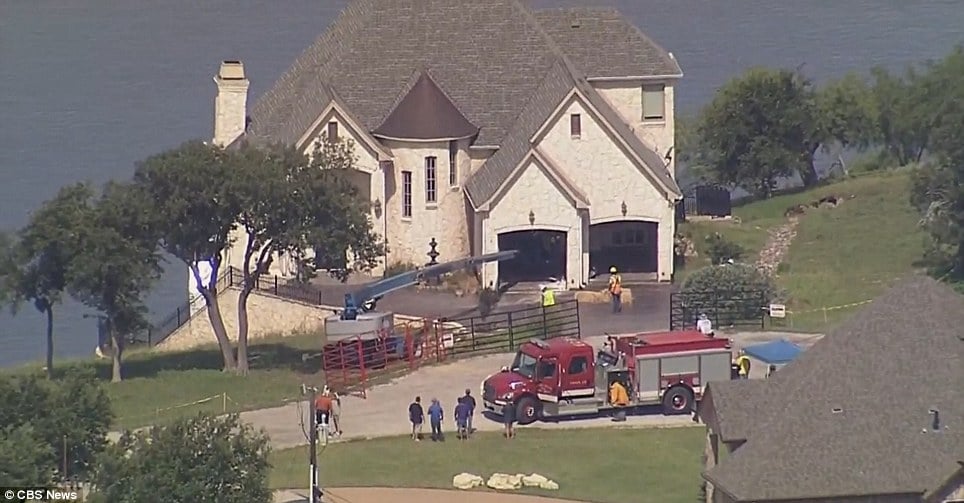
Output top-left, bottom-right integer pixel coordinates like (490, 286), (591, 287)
(510, 351), (538, 379)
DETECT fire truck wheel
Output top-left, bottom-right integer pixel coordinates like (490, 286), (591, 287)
(662, 386), (695, 415)
(515, 396), (542, 425)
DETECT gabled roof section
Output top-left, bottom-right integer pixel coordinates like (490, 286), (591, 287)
(532, 7), (682, 79)
(372, 72), (479, 141)
(705, 276), (964, 501)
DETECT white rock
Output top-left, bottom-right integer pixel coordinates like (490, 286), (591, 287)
(539, 480), (559, 490)
(452, 472), (483, 490)
(522, 473), (549, 487)
(486, 473), (523, 490)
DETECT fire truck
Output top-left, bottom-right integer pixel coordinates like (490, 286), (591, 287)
(481, 331), (734, 424)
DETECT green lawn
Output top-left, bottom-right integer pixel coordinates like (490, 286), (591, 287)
(679, 170), (928, 332)
(269, 427), (706, 503)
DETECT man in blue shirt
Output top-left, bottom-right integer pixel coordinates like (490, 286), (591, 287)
(427, 398), (444, 441)
(454, 398), (470, 440)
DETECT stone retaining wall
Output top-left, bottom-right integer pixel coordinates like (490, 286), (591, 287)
(156, 287), (338, 352)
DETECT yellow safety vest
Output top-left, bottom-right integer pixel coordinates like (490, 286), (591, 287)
(542, 289), (556, 307)
(736, 355), (751, 376)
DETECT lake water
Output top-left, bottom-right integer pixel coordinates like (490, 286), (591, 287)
(1, 0), (961, 366)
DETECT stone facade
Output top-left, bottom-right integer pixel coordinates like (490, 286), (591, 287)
(593, 80), (677, 177)
(158, 287), (332, 352)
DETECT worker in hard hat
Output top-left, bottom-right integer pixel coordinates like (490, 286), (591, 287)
(608, 266), (622, 313)
(735, 350), (751, 379)
(541, 285), (555, 307)
(609, 379), (630, 421)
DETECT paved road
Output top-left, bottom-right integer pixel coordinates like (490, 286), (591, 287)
(240, 341), (696, 450)
(274, 487), (587, 503)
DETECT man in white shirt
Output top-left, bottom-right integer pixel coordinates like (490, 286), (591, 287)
(696, 313), (714, 336)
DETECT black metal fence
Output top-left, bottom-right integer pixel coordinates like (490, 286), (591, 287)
(132, 268), (233, 346)
(225, 267), (346, 306)
(678, 184), (733, 219)
(669, 289), (766, 330)
(442, 300), (581, 357)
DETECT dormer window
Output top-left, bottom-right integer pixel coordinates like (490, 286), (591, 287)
(570, 113), (582, 139)
(327, 121), (338, 142)
(642, 84), (665, 121)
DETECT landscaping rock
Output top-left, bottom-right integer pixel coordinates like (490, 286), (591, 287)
(540, 480), (560, 490)
(452, 472), (483, 490)
(756, 217), (800, 277)
(522, 473), (549, 487)
(574, 288), (632, 305)
(486, 473), (523, 490)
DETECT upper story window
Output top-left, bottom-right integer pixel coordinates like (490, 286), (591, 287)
(425, 156), (437, 204)
(642, 84), (666, 121)
(448, 140), (458, 186)
(401, 170), (413, 218)
(327, 121), (339, 142)
(570, 113), (582, 138)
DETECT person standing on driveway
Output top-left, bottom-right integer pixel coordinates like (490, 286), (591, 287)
(428, 398), (444, 442)
(608, 266), (622, 313)
(461, 389), (476, 434)
(501, 400), (515, 439)
(454, 398), (470, 440)
(409, 396), (424, 441)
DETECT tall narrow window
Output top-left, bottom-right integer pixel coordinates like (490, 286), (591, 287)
(425, 156), (437, 204)
(327, 121), (339, 142)
(448, 140), (458, 186)
(402, 171), (413, 218)
(642, 84), (665, 121)
(570, 113), (582, 138)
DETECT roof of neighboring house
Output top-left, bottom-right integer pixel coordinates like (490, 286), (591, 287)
(704, 276), (964, 502)
(702, 379), (770, 443)
(241, 0), (681, 206)
(372, 72), (479, 141)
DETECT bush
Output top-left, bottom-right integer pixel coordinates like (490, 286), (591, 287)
(703, 232), (744, 265)
(383, 261), (417, 278)
(0, 368), (112, 482)
(681, 264), (781, 326)
(91, 413), (271, 503)
(478, 286), (500, 318)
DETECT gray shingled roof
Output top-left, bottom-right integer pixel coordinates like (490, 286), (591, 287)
(704, 276), (964, 501)
(532, 7), (682, 79)
(702, 379), (769, 443)
(243, 0), (683, 205)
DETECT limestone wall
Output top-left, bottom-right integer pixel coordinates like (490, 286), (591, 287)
(156, 287), (336, 352)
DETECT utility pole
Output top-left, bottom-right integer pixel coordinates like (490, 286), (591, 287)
(307, 386), (322, 503)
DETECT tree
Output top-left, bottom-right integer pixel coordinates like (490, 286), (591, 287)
(695, 68), (823, 197)
(0, 369), (112, 483)
(91, 413), (271, 503)
(909, 47), (964, 281)
(133, 140), (241, 370)
(816, 72), (879, 153)
(2, 184), (93, 378)
(67, 182), (162, 382)
(230, 139), (383, 372)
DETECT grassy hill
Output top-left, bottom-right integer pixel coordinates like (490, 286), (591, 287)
(678, 169), (928, 332)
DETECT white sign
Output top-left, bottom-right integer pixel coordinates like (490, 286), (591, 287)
(769, 303), (787, 319)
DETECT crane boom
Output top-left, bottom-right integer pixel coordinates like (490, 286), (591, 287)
(341, 250), (518, 320)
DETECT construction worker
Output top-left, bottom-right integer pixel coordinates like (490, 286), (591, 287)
(696, 313), (714, 336)
(314, 390), (333, 435)
(608, 266), (622, 313)
(735, 350), (752, 379)
(541, 285), (555, 307)
(609, 379), (630, 422)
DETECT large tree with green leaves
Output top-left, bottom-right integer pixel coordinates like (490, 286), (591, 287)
(133, 140), (241, 370)
(909, 47), (964, 282)
(91, 413), (270, 503)
(67, 182), (163, 382)
(694, 68), (824, 197)
(817, 72), (879, 155)
(231, 139), (383, 372)
(2, 184), (93, 378)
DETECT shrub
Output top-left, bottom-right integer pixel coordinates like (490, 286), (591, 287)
(478, 286), (500, 318)
(681, 264), (781, 326)
(383, 261), (417, 278)
(704, 232), (744, 265)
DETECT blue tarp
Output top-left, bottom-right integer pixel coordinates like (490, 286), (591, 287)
(743, 338), (803, 365)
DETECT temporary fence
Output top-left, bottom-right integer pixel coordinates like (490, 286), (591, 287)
(322, 300), (581, 396)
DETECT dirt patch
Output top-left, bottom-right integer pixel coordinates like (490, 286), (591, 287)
(275, 487), (585, 503)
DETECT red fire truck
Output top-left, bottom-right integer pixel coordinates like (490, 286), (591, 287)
(481, 331), (734, 424)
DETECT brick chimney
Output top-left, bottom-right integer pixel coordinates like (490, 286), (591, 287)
(213, 60), (249, 147)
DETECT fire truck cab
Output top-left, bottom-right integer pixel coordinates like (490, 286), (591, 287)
(481, 331), (734, 425)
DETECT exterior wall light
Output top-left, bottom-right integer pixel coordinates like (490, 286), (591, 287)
(529, 210), (535, 225)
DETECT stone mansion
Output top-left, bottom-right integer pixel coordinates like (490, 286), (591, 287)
(209, 0), (683, 291)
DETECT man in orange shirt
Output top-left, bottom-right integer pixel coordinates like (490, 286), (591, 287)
(314, 392), (333, 432)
